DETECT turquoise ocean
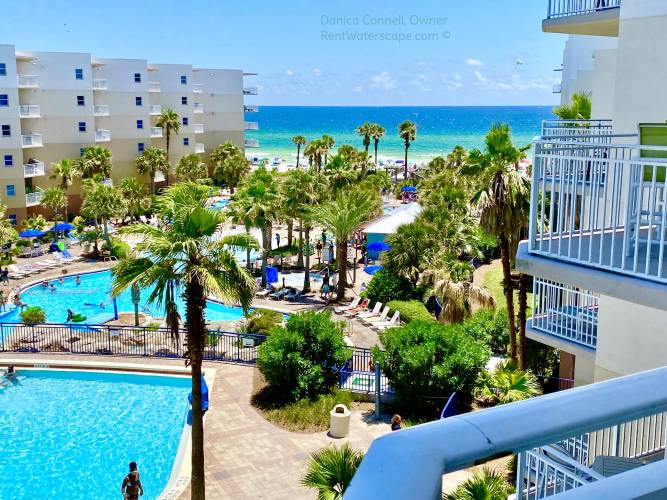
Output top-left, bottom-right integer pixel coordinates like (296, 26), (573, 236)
(244, 106), (555, 163)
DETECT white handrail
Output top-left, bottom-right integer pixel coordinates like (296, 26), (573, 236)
(18, 105), (40, 118)
(547, 0), (621, 19)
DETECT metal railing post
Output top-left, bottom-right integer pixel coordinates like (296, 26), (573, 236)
(374, 361), (381, 420)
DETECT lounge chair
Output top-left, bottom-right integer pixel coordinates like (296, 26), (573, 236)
(373, 311), (401, 331)
(255, 288), (271, 298)
(9, 264), (36, 276)
(363, 306), (390, 325)
(335, 296), (360, 314)
(269, 288), (290, 300)
(7, 266), (28, 279)
(356, 302), (382, 320)
(285, 289), (302, 302)
(344, 298), (369, 317)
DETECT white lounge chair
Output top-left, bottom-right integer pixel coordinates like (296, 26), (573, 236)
(6, 265), (28, 279)
(255, 288), (271, 298)
(335, 296), (360, 314)
(373, 311), (401, 331)
(363, 306), (390, 325)
(9, 264), (36, 276)
(357, 302), (382, 320)
(269, 288), (290, 300)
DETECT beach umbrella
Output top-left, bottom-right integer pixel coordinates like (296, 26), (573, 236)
(265, 265), (279, 284)
(401, 185), (417, 192)
(367, 241), (391, 252)
(19, 229), (47, 238)
(50, 222), (75, 232)
(364, 265), (384, 275)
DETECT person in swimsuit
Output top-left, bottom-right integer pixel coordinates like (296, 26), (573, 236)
(121, 462), (143, 499)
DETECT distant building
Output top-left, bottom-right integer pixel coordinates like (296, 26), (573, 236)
(362, 203), (421, 259)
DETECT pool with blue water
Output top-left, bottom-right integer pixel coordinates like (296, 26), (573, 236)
(209, 199), (229, 210)
(0, 369), (191, 499)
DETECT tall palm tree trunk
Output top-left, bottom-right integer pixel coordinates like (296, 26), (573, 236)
(336, 239), (348, 301)
(165, 132), (171, 186)
(185, 278), (206, 500)
(287, 220), (293, 247)
(500, 237), (517, 362)
(296, 145), (301, 168)
(403, 143), (409, 179)
(303, 226), (311, 292)
(261, 226), (272, 288)
(245, 228), (252, 272)
(296, 222), (304, 268)
(374, 140), (379, 166)
(518, 273), (528, 370)
(150, 172), (156, 195)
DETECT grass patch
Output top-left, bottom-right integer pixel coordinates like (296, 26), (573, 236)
(482, 266), (532, 317)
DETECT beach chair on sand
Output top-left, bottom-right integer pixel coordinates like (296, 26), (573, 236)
(356, 302), (382, 320)
(335, 296), (360, 314)
(373, 311), (401, 331)
(363, 305), (390, 325)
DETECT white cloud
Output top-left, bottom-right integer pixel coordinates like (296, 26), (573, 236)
(353, 85), (364, 93)
(284, 69), (294, 76)
(313, 68), (322, 77)
(473, 71), (554, 92)
(369, 71), (397, 91)
(466, 58), (485, 67)
(441, 74), (463, 91)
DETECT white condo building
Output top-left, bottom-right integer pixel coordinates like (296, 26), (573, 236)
(0, 44), (259, 223)
(348, 1), (667, 498)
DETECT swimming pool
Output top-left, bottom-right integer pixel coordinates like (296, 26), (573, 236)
(209, 199), (229, 210)
(0, 369), (191, 499)
(1, 270), (247, 324)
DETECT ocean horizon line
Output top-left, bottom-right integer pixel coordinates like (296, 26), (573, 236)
(249, 104), (556, 109)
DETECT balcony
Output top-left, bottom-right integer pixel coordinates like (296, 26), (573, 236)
(148, 82), (160, 92)
(95, 129), (111, 142)
(18, 105), (40, 118)
(193, 123), (204, 134)
(93, 105), (110, 116)
(541, 119), (614, 141)
(243, 87), (258, 95)
(192, 83), (203, 93)
(150, 127), (163, 138)
(149, 104), (162, 116)
(25, 190), (43, 207)
(193, 103), (204, 114)
(244, 104), (259, 113)
(21, 133), (43, 148)
(17, 74), (38, 88)
(244, 121), (259, 130)
(245, 139), (259, 148)
(347, 366), (667, 499)
(92, 79), (108, 91)
(23, 161), (45, 178)
(194, 143), (205, 154)
(544, 0), (621, 36)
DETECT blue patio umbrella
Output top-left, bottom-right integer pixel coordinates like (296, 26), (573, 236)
(364, 265), (384, 275)
(367, 241), (391, 252)
(19, 229), (47, 238)
(188, 374), (209, 412)
(265, 265), (279, 284)
(401, 185), (417, 192)
(50, 222), (75, 232)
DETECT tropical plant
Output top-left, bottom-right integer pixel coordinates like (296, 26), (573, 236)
(301, 443), (364, 500)
(49, 158), (80, 190)
(386, 300), (434, 323)
(24, 214), (48, 230)
(156, 108), (180, 162)
(212, 151), (250, 193)
(175, 154), (207, 182)
(118, 178), (151, 222)
(383, 222), (440, 286)
(310, 188), (379, 301)
(364, 268), (413, 305)
(111, 182), (256, 500)
(356, 122), (373, 155)
(41, 187), (68, 225)
(241, 308), (283, 336)
(553, 92), (592, 121)
(443, 467), (514, 500)
(447, 145), (468, 169)
(321, 134), (335, 165)
(292, 135), (307, 168)
(476, 360), (542, 406)
(0, 204), (18, 247)
(209, 141), (239, 167)
(80, 180), (127, 248)
(20, 306), (46, 324)
(323, 154), (357, 194)
(135, 147), (169, 194)
(78, 146), (112, 179)
(370, 123), (386, 167)
(398, 120), (417, 179)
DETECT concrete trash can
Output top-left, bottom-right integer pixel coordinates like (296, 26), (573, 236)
(329, 404), (351, 438)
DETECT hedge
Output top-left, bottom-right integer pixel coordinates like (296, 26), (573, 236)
(387, 300), (435, 324)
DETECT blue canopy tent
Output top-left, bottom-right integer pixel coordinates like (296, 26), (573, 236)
(188, 374), (209, 412)
(364, 265), (384, 275)
(19, 229), (46, 238)
(50, 222), (75, 232)
(265, 265), (279, 284)
(401, 185), (417, 192)
(367, 241), (391, 252)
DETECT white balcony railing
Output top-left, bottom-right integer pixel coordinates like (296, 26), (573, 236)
(531, 278), (599, 349)
(150, 127), (163, 138)
(194, 143), (205, 154)
(193, 123), (204, 134)
(547, 0), (621, 19)
(347, 366), (667, 500)
(149, 104), (162, 116)
(244, 121), (259, 130)
(148, 82), (160, 92)
(92, 79), (108, 91)
(530, 138), (667, 284)
(21, 133), (43, 148)
(18, 105), (40, 118)
(193, 103), (204, 113)
(541, 119), (614, 141)
(192, 83), (203, 93)
(23, 161), (45, 178)
(17, 74), (38, 88)
(25, 191), (43, 207)
(244, 104), (259, 113)
(243, 87), (258, 95)
(245, 139), (259, 148)
(95, 129), (111, 142)
(93, 104), (109, 116)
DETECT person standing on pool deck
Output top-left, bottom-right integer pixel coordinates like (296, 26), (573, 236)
(321, 230), (326, 245)
(121, 462), (143, 499)
(275, 232), (281, 248)
(328, 241), (335, 264)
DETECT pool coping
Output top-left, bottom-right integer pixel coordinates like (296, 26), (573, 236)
(0, 357), (215, 500)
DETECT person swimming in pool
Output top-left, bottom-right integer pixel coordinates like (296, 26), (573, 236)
(75, 276), (81, 285)
(67, 309), (74, 321)
(3, 365), (16, 379)
(83, 300), (106, 308)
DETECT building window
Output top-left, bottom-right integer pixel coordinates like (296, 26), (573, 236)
(182, 117), (188, 126)
(80, 148), (85, 157)
(6, 185), (15, 197)
(75, 68), (84, 80)
(8, 214), (16, 226)
(3, 155), (12, 166)
(0, 63), (6, 76)
(136, 119), (143, 129)
(134, 73), (141, 83)
(78, 121), (86, 132)
(181, 75), (188, 85)
(183, 137), (189, 146)
(1, 125), (10, 137)
(0, 94), (7, 106)
(76, 95), (85, 106)
(181, 96), (188, 105)
(137, 142), (145, 152)
(135, 96), (142, 106)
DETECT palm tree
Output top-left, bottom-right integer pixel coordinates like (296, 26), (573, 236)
(467, 123), (531, 364)
(304, 141), (318, 169)
(80, 179), (127, 248)
(321, 134), (335, 165)
(0, 203), (17, 248)
(112, 183), (256, 500)
(301, 443), (364, 500)
(79, 145), (112, 178)
(212, 152), (250, 194)
(50, 158), (80, 190)
(175, 154), (207, 182)
(447, 145), (468, 169)
(444, 467), (514, 500)
(420, 271), (496, 324)
(398, 120), (417, 179)
(41, 187), (68, 227)
(477, 360), (542, 405)
(311, 188), (379, 301)
(553, 92), (592, 121)
(119, 178), (150, 222)
(135, 147), (169, 194)
(292, 135), (307, 168)
(355, 122), (372, 155)
(156, 109), (181, 163)
(370, 123), (386, 167)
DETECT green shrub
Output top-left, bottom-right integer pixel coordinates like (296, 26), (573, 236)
(103, 238), (131, 259)
(444, 468), (514, 500)
(242, 308), (283, 336)
(387, 300), (434, 323)
(365, 269), (413, 305)
(474, 228), (500, 261)
(461, 310), (509, 356)
(257, 311), (351, 402)
(374, 321), (490, 416)
(21, 306), (46, 324)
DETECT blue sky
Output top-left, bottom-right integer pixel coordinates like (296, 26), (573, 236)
(2, 0), (567, 106)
